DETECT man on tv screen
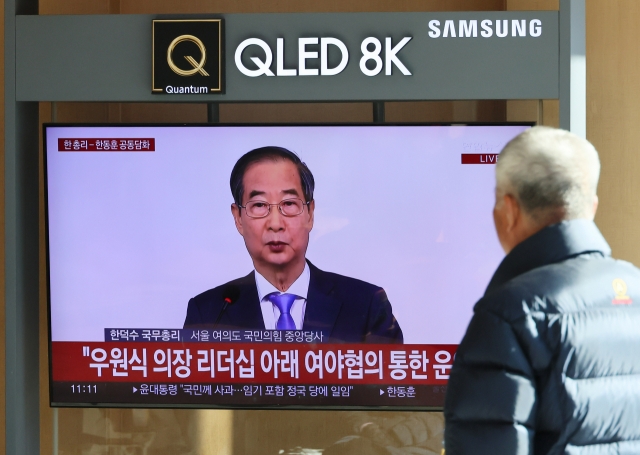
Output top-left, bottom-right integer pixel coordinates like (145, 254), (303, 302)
(184, 146), (403, 343)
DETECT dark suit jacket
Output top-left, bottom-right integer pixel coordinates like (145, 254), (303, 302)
(183, 261), (403, 343)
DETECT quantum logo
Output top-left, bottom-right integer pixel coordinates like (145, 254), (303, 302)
(152, 19), (224, 94)
(167, 35), (209, 77)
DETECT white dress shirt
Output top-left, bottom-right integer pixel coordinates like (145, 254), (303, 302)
(255, 262), (310, 330)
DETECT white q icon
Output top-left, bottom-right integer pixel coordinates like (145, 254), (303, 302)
(235, 38), (276, 77)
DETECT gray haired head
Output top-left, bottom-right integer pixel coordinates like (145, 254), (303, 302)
(496, 126), (600, 223)
(230, 146), (315, 206)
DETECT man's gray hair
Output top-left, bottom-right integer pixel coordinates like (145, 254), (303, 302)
(496, 126), (600, 222)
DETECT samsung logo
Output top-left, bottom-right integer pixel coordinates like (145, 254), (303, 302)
(428, 19), (542, 38)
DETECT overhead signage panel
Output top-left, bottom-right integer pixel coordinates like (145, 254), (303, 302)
(16, 12), (559, 101)
(223, 12), (559, 101)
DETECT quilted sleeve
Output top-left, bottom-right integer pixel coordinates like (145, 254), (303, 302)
(443, 310), (537, 455)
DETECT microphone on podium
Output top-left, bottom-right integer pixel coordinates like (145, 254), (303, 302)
(213, 285), (240, 329)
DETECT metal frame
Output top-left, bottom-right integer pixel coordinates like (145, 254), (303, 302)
(560, 0), (586, 137)
(5, 2), (586, 454)
(43, 120), (533, 412)
(5, 0), (40, 450)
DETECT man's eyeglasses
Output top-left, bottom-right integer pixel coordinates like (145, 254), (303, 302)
(238, 198), (311, 219)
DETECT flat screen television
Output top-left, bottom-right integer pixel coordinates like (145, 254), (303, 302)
(45, 123), (530, 409)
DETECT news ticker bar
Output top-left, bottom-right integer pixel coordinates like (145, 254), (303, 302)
(52, 342), (457, 385)
(51, 382), (448, 407)
(105, 328), (328, 343)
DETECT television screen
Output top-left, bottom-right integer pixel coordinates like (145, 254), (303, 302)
(46, 123), (529, 408)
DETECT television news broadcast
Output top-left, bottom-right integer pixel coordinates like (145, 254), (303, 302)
(46, 124), (529, 408)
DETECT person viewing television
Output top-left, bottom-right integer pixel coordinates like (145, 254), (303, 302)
(184, 146), (403, 343)
(443, 127), (640, 454)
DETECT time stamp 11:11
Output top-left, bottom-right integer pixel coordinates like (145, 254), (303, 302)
(70, 384), (98, 393)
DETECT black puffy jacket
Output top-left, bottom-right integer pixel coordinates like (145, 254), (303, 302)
(444, 220), (640, 455)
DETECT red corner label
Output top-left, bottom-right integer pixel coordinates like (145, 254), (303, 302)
(461, 154), (499, 164)
(58, 138), (155, 152)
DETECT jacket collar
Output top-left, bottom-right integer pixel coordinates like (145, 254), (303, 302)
(230, 261), (343, 333)
(303, 261), (343, 334)
(223, 271), (265, 330)
(484, 219), (611, 296)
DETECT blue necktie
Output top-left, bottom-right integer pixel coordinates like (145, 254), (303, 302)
(268, 293), (297, 330)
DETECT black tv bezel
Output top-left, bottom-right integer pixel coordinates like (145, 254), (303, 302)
(44, 121), (534, 410)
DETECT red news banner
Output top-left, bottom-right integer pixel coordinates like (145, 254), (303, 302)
(52, 342), (457, 385)
(58, 138), (155, 152)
